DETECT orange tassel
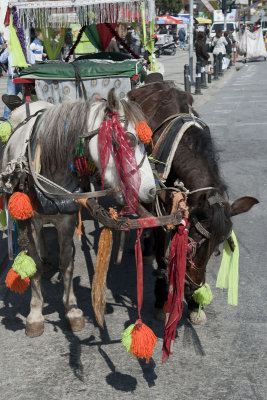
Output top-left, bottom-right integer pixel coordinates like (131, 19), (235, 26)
(135, 121), (153, 145)
(8, 192), (34, 220)
(130, 322), (157, 363)
(5, 268), (30, 294)
(0, 194), (4, 210)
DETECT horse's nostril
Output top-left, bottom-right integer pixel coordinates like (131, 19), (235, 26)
(149, 188), (156, 197)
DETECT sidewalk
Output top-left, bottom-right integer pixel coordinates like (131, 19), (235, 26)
(158, 49), (244, 108)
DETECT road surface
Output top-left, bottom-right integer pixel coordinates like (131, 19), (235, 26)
(0, 58), (266, 400)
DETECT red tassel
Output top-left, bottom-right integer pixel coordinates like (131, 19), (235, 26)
(162, 219), (188, 363)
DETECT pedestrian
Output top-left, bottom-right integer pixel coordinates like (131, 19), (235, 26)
(51, 32), (64, 60)
(0, 31), (6, 78)
(30, 31), (47, 63)
(212, 30), (227, 71)
(64, 28), (73, 59)
(0, 47), (22, 121)
(179, 27), (186, 49)
(195, 31), (210, 65)
(229, 28), (237, 64)
(205, 24), (210, 39)
(125, 26), (141, 56)
(178, 27), (186, 50)
(224, 31), (232, 57)
(212, 29), (227, 57)
(105, 36), (120, 53)
(131, 29), (141, 55)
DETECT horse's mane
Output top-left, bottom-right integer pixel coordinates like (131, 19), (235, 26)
(185, 124), (227, 193)
(185, 125), (232, 253)
(38, 97), (145, 174)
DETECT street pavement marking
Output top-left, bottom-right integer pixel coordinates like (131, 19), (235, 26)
(221, 96), (243, 99)
(208, 123), (227, 126)
(235, 122), (267, 126)
(232, 83), (267, 86)
(213, 110), (232, 113)
(216, 102), (240, 105)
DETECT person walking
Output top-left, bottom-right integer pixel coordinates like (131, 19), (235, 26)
(30, 31), (47, 63)
(105, 37), (120, 53)
(0, 48), (22, 121)
(212, 30), (227, 73)
(229, 28), (237, 64)
(195, 31), (210, 64)
(178, 27), (186, 50)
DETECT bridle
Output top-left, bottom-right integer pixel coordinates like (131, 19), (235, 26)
(26, 104), (148, 201)
(185, 192), (232, 289)
(80, 111), (147, 170)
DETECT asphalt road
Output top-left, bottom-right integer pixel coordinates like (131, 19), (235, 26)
(0, 58), (266, 400)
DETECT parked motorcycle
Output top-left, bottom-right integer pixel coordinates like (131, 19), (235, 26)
(154, 41), (177, 58)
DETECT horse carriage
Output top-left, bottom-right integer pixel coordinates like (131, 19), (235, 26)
(0, 0), (259, 364)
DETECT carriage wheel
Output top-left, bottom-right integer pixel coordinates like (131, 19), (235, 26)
(113, 230), (126, 265)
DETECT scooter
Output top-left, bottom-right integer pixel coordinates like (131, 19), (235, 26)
(154, 41), (177, 57)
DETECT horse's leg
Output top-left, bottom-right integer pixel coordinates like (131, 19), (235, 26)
(184, 280), (207, 325)
(56, 214), (85, 332)
(154, 228), (169, 321)
(32, 217), (52, 271)
(18, 217), (45, 337)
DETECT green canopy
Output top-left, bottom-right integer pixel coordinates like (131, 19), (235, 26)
(19, 58), (146, 81)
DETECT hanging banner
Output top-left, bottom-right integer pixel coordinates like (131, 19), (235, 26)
(200, 0), (214, 13)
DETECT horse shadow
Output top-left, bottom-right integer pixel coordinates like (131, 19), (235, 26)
(0, 211), (205, 390)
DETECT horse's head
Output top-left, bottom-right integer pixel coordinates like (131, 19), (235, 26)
(186, 191), (259, 294)
(86, 89), (156, 211)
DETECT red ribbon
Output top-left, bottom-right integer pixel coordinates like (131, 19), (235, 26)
(135, 226), (144, 321)
(98, 113), (141, 215)
(162, 219), (188, 363)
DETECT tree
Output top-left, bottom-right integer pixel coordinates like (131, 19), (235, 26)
(156, 0), (184, 15)
(204, 0), (219, 20)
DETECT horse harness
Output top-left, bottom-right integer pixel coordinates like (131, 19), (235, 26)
(151, 113), (229, 290)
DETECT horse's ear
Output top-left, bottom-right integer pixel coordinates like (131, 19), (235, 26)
(230, 196), (259, 216)
(107, 88), (120, 112)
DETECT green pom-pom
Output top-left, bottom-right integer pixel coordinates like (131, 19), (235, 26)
(0, 121), (12, 143)
(192, 283), (213, 319)
(0, 210), (7, 227)
(122, 324), (135, 353)
(12, 251), (37, 279)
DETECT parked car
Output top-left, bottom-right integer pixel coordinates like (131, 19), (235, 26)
(210, 22), (237, 39)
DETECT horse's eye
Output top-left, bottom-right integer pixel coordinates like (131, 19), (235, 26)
(126, 132), (138, 149)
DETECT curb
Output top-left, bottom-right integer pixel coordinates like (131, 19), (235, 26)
(193, 63), (244, 108)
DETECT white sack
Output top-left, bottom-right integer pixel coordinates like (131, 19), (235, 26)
(238, 28), (267, 58)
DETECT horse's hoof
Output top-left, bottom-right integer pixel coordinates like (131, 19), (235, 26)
(154, 307), (166, 322)
(66, 308), (85, 332)
(143, 255), (155, 265)
(25, 321), (44, 337)
(189, 310), (207, 325)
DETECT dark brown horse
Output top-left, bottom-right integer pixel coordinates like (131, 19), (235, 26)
(128, 79), (258, 324)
